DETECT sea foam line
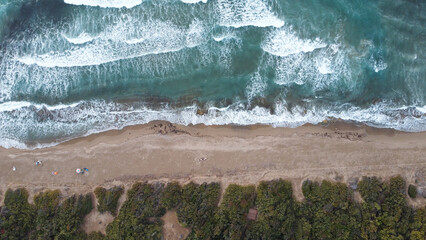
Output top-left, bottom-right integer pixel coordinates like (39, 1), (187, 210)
(63, 0), (142, 8)
(62, 32), (96, 45)
(262, 28), (327, 57)
(181, 0), (208, 3)
(0, 100), (424, 150)
(17, 19), (208, 68)
(217, 0), (284, 28)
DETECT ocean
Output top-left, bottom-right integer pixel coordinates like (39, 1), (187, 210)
(0, 0), (425, 149)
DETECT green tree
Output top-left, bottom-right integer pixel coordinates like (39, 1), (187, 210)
(87, 231), (106, 240)
(177, 182), (220, 239)
(409, 206), (425, 240)
(94, 186), (124, 216)
(302, 180), (362, 240)
(214, 184), (256, 240)
(106, 182), (165, 240)
(408, 185), (417, 199)
(55, 194), (93, 239)
(33, 190), (61, 239)
(359, 176), (413, 240)
(248, 179), (298, 240)
(0, 188), (35, 240)
(160, 182), (182, 210)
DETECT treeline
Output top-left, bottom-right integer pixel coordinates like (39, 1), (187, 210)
(0, 176), (424, 240)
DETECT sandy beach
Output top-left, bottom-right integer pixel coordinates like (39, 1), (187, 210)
(1, 121), (425, 202)
(1, 121), (425, 236)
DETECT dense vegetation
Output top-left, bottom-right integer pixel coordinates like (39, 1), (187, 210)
(106, 182), (166, 239)
(177, 182), (221, 239)
(0, 188), (35, 240)
(408, 184), (417, 199)
(249, 179), (299, 240)
(1, 177), (424, 240)
(94, 186), (124, 216)
(160, 182), (182, 210)
(0, 189), (92, 240)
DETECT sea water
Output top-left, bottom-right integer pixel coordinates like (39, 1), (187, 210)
(0, 0), (425, 148)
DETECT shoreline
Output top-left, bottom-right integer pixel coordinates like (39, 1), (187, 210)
(1, 121), (425, 206)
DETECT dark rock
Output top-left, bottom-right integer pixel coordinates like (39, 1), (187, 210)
(372, 98), (381, 105)
(36, 106), (54, 122)
(249, 97), (275, 114)
(196, 108), (208, 115)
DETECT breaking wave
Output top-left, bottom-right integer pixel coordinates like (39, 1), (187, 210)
(0, 100), (424, 149)
(216, 0), (284, 28)
(63, 0), (143, 8)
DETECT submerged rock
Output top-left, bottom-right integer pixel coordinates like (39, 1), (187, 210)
(249, 97), (275, 114)
(196, 108), (208, 115)
(36, 106), (54, 122)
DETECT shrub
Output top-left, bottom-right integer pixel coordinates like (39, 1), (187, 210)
(359, 176), (413, 240)
(0, 188), (35, 240)
(106, 182), (165, 240)
(160, 182), (182, 210)
(357, 176), (384, 203)
(302, 180), (360, 240)
(248, 179), (298, 240)
(214, 184), (256, 239)
(55, 193), (93, 239)
(408, 185), (417, 199)
(33, 190), (61, 239)
(409, 206), (425, 240)
(177, 182), (220, 239)
(94, 186), (124, 216)
(2, 176), (424, 240)
(87, 231), (106, 240)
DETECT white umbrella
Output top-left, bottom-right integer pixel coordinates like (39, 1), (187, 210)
(76, 168), (81, 174)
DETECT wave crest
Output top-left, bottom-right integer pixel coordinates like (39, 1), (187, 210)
(217, 0), (284, 28)
(63, 0), (142, 8)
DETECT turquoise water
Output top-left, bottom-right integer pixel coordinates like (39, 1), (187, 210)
(0, 0), (425, 148)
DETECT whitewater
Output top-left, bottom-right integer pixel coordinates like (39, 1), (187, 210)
(0, 0), (425, 149)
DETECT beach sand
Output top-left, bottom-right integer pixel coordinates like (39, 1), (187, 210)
(0, 121), (425, 236)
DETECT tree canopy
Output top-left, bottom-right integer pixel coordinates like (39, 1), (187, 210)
(1, 176), (424, 240)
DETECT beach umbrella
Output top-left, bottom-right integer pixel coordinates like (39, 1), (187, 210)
(76, 168), (81, 174)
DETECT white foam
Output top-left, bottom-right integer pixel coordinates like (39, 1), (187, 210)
(213, 36), (227, 42)
(372, 58), (387, 73)
(64, 0), (142, 8)
(0, 138), (30, 149)
(261, 27), (351, 88)
(0, 101), (80, 112)
(262, 28), (327, 57)
(185, 19), (207, 48)
(17, 44), (185, 68)
(316, 57), (333, 74)
(0, 99), (424, 150)
(212, 28), (237, 42)
(63, 32), (95, 45)
(269, 44), (350, 88)
(124, 38), (145, 44)
(217, 0), (284, 28)
(417, 105), (426, 113)
(181, 0), (208, 3)
(0, 101), (33, 112)
(17, 20), (207, 68)
(246, 72), (267, 102)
